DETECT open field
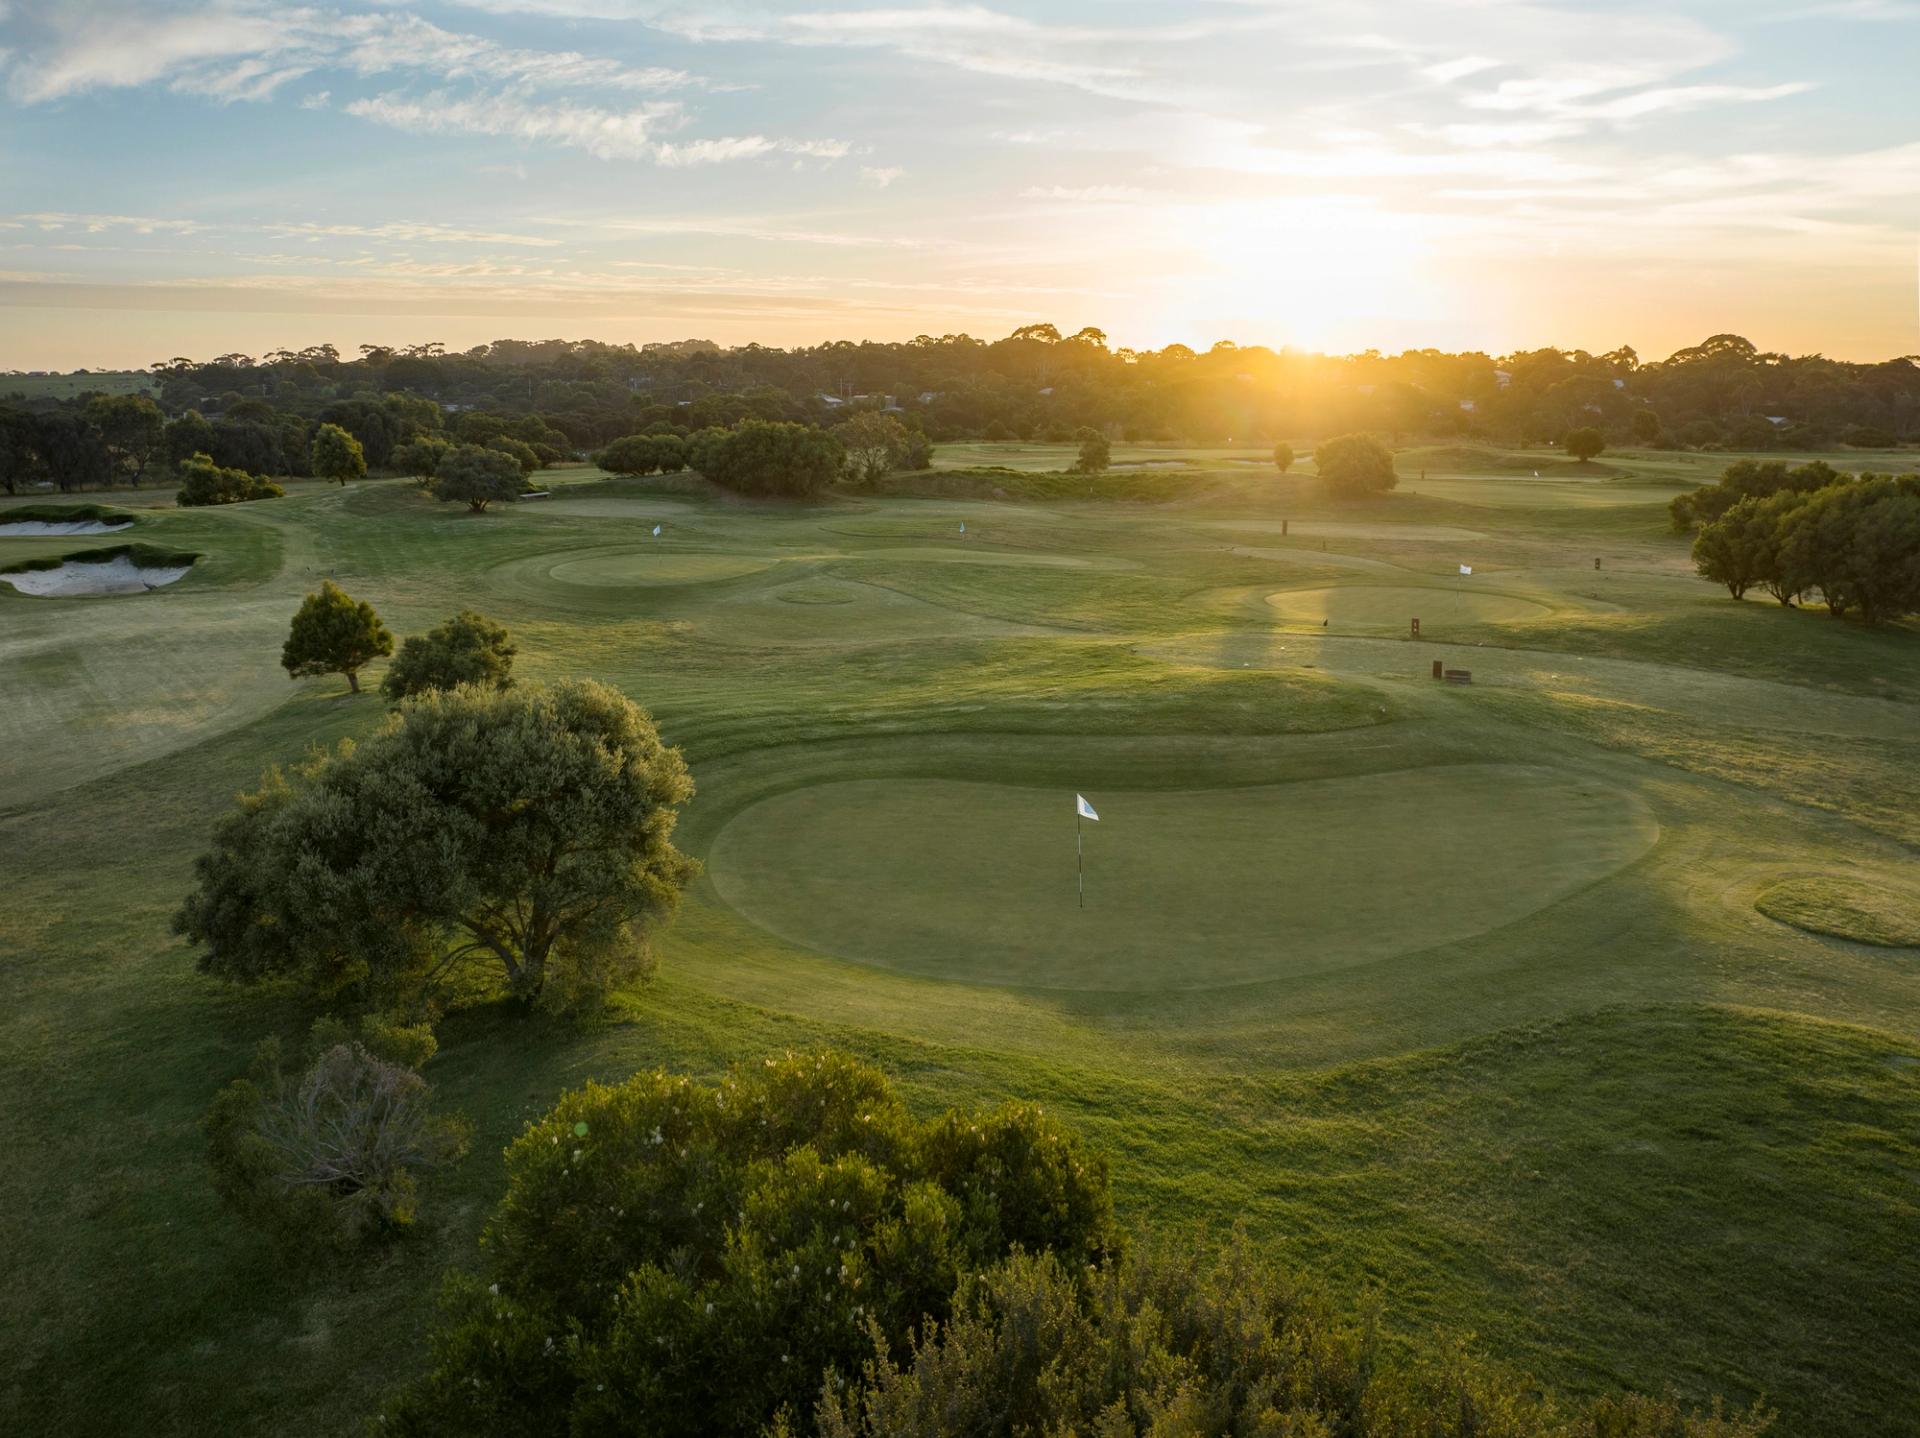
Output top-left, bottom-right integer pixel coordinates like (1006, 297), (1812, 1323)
(0, 370), (158, 401)
(3, 443), (1918, 1436)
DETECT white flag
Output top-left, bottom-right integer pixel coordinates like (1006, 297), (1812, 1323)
(959, 521), (966, 534)
(1459, 564), (1473, 575)
(1076, 794), (1099, 821)
(652, 524), (662, 536)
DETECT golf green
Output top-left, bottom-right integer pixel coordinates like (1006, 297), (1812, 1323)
(1267, 583), (1549, 629)
(707, 763), (1659, 990)
(546, 549), (773, 587)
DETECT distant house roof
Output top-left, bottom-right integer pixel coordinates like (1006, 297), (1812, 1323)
(1612, 378), (1627, 388)
(1765, 415), (1789, 425)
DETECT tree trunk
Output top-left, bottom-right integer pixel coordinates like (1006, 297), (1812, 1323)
(346, 668), (361, 693)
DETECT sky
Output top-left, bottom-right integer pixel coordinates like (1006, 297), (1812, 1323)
(0, 0), (1916, 370)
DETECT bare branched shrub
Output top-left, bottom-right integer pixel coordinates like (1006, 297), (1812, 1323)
(205, 1038), (469, 1249)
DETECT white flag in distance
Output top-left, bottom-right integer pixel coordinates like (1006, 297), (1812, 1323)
(1076, 794), (1099, 821)
(1459, 564), (1473, 575)
(652, 524), (662, 536)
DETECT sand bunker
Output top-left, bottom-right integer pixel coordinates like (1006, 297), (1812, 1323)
(1, 553), (192, 596)
(0, 518), (134, 537)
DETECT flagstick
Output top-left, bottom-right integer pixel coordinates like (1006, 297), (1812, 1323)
(1077, 811), (1084, 909)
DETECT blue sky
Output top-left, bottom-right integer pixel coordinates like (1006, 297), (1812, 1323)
(1, 0), (1916, 368)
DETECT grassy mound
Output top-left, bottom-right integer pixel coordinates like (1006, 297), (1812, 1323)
(0, 541), (198, 576)
(0, 503), (134, 526)
(1757, 875), (1920, 947)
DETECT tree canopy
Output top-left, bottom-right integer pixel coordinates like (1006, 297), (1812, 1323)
(174, 679), (696, 1008)
(1315, 432), (1398, 497)
(1564, 425), (1606, 461)
(381, 610), (517, 700)
(1071, 425), (1110, 474)
(692, 419), (845, 498)
(380, 1050), (1113, 1437)
(280, 581), (393, 693)
(176, 451), (284, 507)
(311, 422), (368, 485)
(432, 443), (523, 512)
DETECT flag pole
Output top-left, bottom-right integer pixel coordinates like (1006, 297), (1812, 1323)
(1077, 811), (1084, 909)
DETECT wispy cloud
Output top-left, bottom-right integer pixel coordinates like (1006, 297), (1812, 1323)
(343, 88), (845, 166)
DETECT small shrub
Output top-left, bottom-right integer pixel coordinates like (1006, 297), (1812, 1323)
(204, 1038), (468, 1249)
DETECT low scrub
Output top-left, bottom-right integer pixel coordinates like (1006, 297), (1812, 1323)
(0, 502), (132, 524)
(204, 1031), (467, 1250)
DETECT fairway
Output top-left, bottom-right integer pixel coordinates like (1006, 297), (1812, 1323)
(707, 764), (1659, 989)
(1267, 582), (1551, 628)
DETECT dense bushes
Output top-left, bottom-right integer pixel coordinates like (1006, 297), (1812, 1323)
(596, 431), (688, 476)
(382, 610), (516, 700)
(1316, 431), (1398, 496)
(814, 1236), (1769, 1438)
(689, 419), (845, 497)
(381, 1050), (1113, 1436)
(1691, 469), (1920, 622)
(205, 1030), (467, 1249)
(175, 451), (284, 506)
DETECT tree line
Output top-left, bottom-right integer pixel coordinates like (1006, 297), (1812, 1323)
(8, 330), (1916, 490)
(1678, 460), (1920, 624)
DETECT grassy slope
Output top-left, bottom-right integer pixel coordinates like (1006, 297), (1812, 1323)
(3, 444), (1919, 1436)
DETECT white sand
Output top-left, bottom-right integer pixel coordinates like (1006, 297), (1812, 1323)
(0, 554), (191, 596)
(0, 519), (133, 536)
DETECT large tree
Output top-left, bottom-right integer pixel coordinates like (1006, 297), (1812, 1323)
(174, 679), (696, 1007)
(1314, 432), (1398, 497)
(1071, 425), (1110, 474)
(34, 411), (112, 492)
(432, 443), (522, 513)
(281, 581), (394, 693)
(382, 610), (516, 700)
(86, 394), (166, 486)
(1273, 441), (1294, 474)
(1564, 425), (1606, 461)
(312, 422), (368, 485)
(695, 419), (844, 498)
(836, 411), (913, 485)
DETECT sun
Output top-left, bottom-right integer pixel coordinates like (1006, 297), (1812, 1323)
(1141, 196), (1445, 351)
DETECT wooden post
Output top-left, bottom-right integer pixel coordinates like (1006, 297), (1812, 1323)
(1432, 659), (1444, 680)
(1410, 617), (1420, 639)
(1282, 519), (1289, 536)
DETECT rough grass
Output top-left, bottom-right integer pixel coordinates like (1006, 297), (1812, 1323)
(1756, 876), (1920, 948)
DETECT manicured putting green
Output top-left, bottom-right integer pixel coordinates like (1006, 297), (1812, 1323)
(1268, 584), (1548, 629)
(1756, 875), (1920, 948)
(545, 549), (773, 587)
(708, 762), (1658, 990)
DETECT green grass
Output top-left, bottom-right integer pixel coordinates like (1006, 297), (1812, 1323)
(4, 442), (1920, 1437)
(1756, 875), (1920, 948)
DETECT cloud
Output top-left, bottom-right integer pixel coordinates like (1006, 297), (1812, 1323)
(344, 89), (847, 167)
(860, 165), (905, 188)
(5, 3), (708, 104)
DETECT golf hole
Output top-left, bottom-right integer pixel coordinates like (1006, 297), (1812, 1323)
(708, 763), (1658, 990)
